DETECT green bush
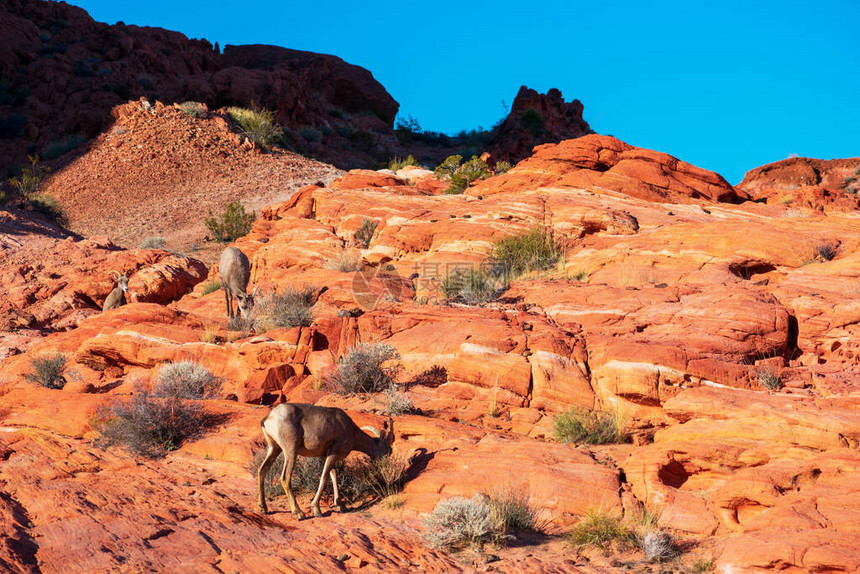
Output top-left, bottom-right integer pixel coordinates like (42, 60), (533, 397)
(327, 343), (401, 395)
(757, 367), (782, 390)
(201, 279), (222, 295)
(383, 386), (417, 416)
(29, 193), (67, 225)
(441, 267), (496, 305)
(354, 218), (378, 248)
(24, 352), (67, 389)
(491, 227), (560, 280)
(205, 200), (255, 242)
(446, 156), (489, 194)
(253, 286), (316, 331)
(93, 390), (207, 457)
(179, 101), (206, 117)
(8, 155), (49, 199)
(493, 160), (513, 175)
(140, 236), (166, 249)
(388, 155), (418, 171)
(555, 408), (628, 445)
(489, 488), (542, 535)
(227, 104), (284, 149)
(568, 510), (633, 550)
(434, 155), (462, 180)
(519, 107), (545, 136)
(154, 361), (221, 399)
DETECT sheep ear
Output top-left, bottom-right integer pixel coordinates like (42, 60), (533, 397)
(360, 425), (381, 438)
(252, 286), (260, 298)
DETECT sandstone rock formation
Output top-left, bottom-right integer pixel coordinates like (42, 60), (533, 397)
(2, 129), (860, 572)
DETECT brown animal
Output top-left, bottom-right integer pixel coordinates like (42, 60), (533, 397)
(102, 271), (129, 311)
(219, 246), (255, 319)
(256, 403), (393, 518)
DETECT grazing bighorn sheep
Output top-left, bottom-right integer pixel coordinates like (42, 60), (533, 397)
(102, 271), (129, 311)
(219, 246), (255, 319)
(256, 403), (393, 518)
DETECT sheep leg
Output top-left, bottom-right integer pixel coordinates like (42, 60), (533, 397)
(280, 451), (305, 519)
(330, 467), (345, 512)
(311, 454), (337, 517)
(256, 440), (282, 514)
(224, 286), (233, 318)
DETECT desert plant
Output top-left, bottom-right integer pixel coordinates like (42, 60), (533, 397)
(388, 155), (418, 171)
(637, 530), (677, 562)
(299, 127), (321, 142)
(226, 314), (256, 334)
(493, 160), (512, 175)
(488, 487), (542, 535)
(691, 557), (716, 572)
(140, 236), (166, 250)
(441, 267), (496, 305)
(326, 343), (401, 395)
(757, 367), (782, 390)
(28, 193), (67, 225)
(227, 104), (284, 149)
(555, 408), (628, 445)
(179, 101), (206, 117)
(422, 495), (496, 550)
(205, 200), (255, 242)
(93, 390), (207, 457)
(571, 269), (589, 282)
(519, 107), (545, 136)
(357, 452), (410, 500)
(434, 155), (462, 180)
(446, 156), (489, 194)
(253, 285), (315, 331)
(383, 386), (417, 416)
(24, 352), (67, 389)
(354, 218), (378, 248)
(8, 154), (49, 199)
(492, 227), (561, 280)
(154, 361), (221, 399)
(201, 279), (222, 296)
(568, 510), (633, 550)
(325, 250), (363, 272)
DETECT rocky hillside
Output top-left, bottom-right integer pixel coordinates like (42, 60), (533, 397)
(2, 129), (859, 572)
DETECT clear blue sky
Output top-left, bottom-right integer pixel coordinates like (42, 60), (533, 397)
(69, 0), (859, 183)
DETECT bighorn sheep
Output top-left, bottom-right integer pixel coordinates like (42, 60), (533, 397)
(102, 271), (129, 311)
(219, 246), (255, 319)
(256, 403), (393, 518)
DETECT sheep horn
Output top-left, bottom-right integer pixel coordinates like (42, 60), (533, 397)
(360, 425), (381, 438)
(109, 270), (121, 281)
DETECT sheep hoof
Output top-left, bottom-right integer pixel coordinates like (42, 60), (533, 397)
(294, 510), (306, 520)
(258, 504), (269, 515)
(313, 507), (323, 518)
(336, 503), (347, 513)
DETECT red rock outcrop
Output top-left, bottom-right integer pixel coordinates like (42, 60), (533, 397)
(737, 156), (860, 212)
(3, 132), (860, 572)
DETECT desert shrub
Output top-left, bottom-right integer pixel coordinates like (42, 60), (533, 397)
(140, 236), (166, 249)
(354, 218), (378, 248)
(434, 155), (462, 180)
(227, 104), (284, 149)
(8, 155), (49, 198)
(757, 367), (782, 390)
(325, 250), (363, 272)
(154, 361), (220, 399)
(691, 558), (716, 572)
(226, 314), (256, 334)
(205, 200), (255, 242)
(488, 488), (542, 535)
(568, 510), (633, 550)
(93, 390), (206, 457)
(253, 286), (315, 331)
(491, 227), (561, 280)
(637, 530), (677, 562)
(555, 408), (628, 445)
(519, 107), (545, 136)
(383, 386), (417, 416)
(179, 101), (206, 117)
(28, 194), (67, 225)
(571, 269), (589, 282)
(299, 127), (321, 142)
(24, 352), (67, 389)
(388, 155), (418, 171)
(327, 343), (401, 395)
(814, 243), (837, 261)
(200, 279), (222, 295)
(422, 495), (496, 550)
(441, 267), (496, 305)
(493, 160), (512, 175)
(357, 453), (410, 500)
(446, 156), (489, 194)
